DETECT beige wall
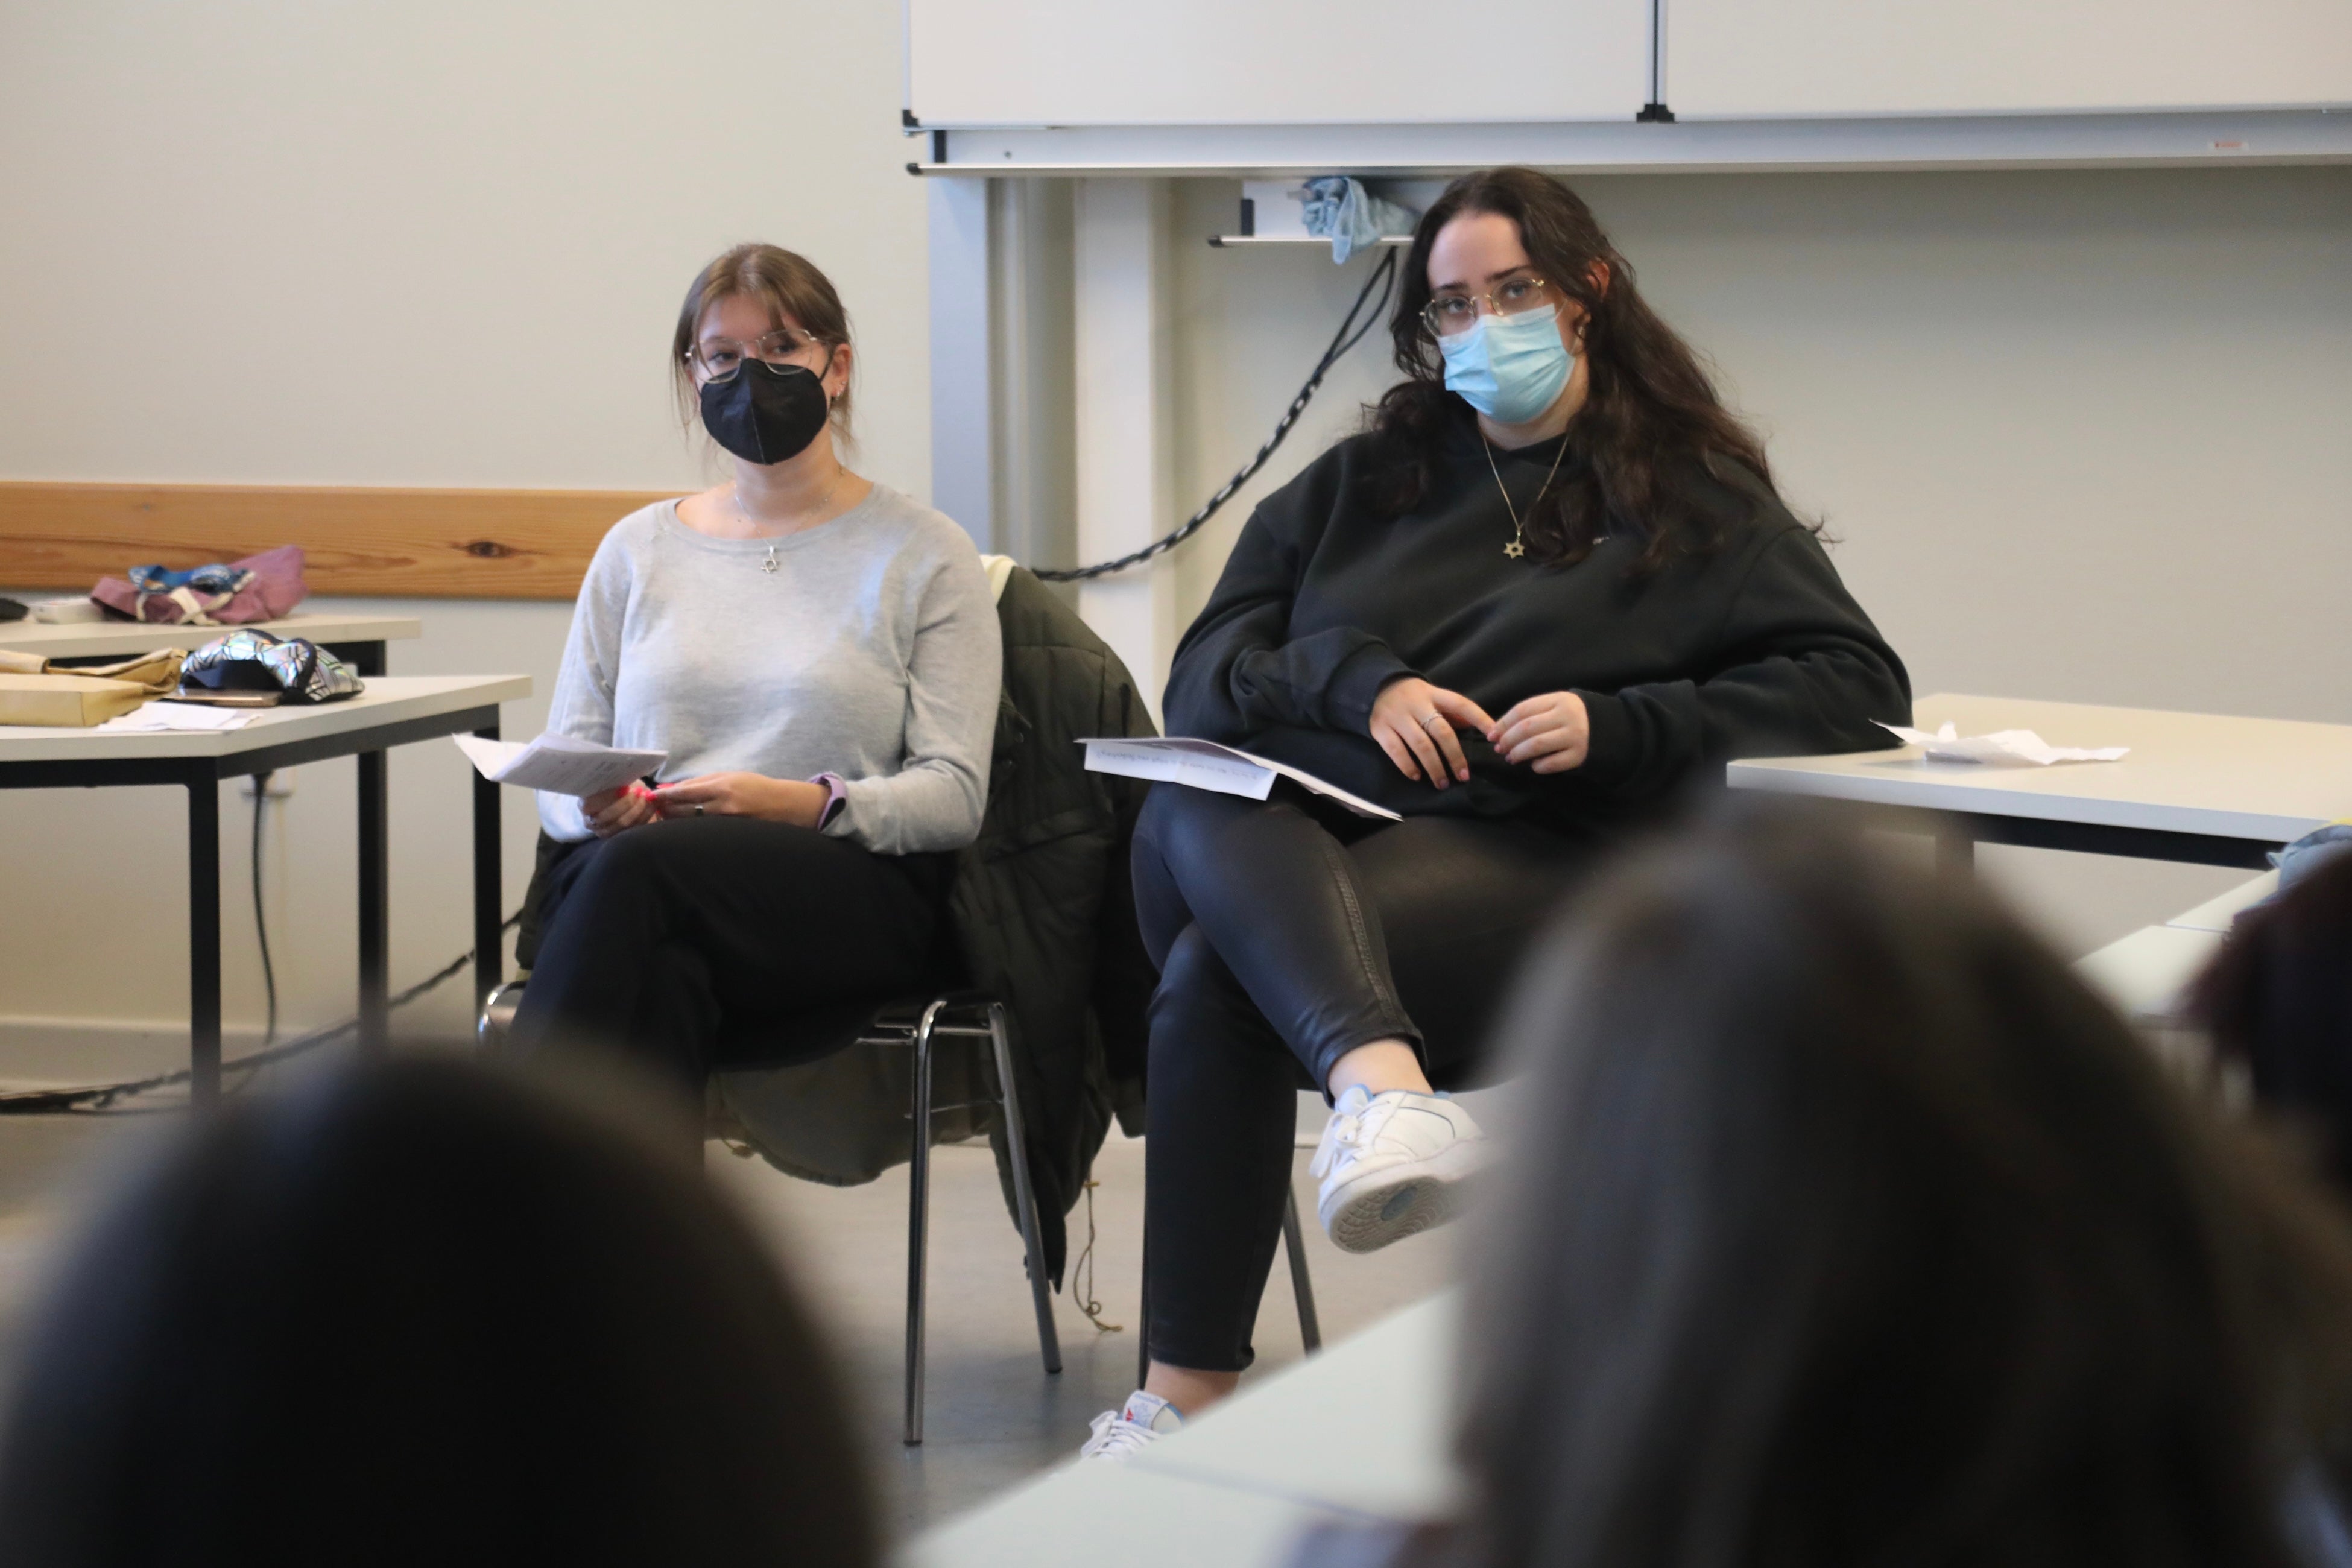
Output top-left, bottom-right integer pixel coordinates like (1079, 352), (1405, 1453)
(0, 0), (931, 491)
(1164, 168), (2352, 950)
(0, 0), (932, 1058)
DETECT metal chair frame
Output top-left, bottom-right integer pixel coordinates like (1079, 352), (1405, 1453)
(479, 983), (1063, 1446)
(874, 994), (1060, 1445)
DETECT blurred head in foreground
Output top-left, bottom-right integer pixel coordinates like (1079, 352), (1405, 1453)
(2195, 846), (2352, 1197)
(1444, 804), (2352, 1568)
(0, 1055), (873, 1568)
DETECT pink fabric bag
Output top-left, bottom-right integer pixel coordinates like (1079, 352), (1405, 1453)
(90, 544), (308, 626)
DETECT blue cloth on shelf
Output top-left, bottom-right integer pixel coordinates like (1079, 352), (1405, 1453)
(1299, 177), (1417, 264)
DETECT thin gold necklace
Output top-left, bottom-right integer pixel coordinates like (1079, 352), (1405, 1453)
(735, 469), (844, 575)
(1481, 433), (1569, 560)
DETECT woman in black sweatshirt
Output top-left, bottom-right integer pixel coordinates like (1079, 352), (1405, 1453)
(1081, 168), (1910, 1456)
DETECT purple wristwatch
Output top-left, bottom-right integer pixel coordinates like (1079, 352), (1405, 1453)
(810, 772), (849, 830)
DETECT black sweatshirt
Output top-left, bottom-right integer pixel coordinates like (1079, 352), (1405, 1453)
(1163, 414), (1912, 834)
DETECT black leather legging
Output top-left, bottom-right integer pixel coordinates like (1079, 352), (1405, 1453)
(1131, 783), (1594, 1373)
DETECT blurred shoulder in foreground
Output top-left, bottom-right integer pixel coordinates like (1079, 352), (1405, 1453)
(0, 1054), (875, 1568)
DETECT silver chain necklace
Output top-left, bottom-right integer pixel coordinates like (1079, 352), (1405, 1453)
(734, 470), (844, 575)
(1481, 433), (1569, 560)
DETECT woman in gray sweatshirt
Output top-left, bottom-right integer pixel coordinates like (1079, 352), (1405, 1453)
(510, 244), (1000, 1087)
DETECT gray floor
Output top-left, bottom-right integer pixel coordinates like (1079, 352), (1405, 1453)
(709, 1117), (1459, 1539)
(0, 1084), (1458, 1546)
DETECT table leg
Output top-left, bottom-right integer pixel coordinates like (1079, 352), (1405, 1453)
(186, 777), (223, 1104)
(472, 722), (502, 1009)
(1936, 822), (1976, 881)
(324, 641), (388, 680)
(358, 749), (389, 1054)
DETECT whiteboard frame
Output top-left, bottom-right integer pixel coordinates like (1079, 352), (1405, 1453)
(902, 110), (2352, 177)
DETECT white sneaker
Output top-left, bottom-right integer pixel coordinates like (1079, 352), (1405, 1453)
(1080, 1389), (1183, 1461)
(1310, 1086), (1488, 1254)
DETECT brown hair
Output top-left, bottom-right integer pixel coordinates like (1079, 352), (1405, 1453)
(1422, 802), (2352, 1568)
(1365, 168), (1781, 573)
(671, 242), (855, 440)
(0, 1055), (877, 1568)
(2192, 849), (2352, 1194)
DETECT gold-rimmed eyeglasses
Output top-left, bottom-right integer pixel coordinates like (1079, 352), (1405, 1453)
(686, 327), (828, 383)
(1422, 274), (1553, 338)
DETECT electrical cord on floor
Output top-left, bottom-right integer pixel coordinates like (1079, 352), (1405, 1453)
(0, 789), (523, 1121)
(1069, 1177), (1122, 1333)
(253, 772), (278, 1048)
(1033, 246), (1398, 583)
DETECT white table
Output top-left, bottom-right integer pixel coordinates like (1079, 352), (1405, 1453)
(907, 1292), (1458, 1568)
(0, 675), (528, 1097)
(2075, 869), (2277, 1022)
(1728, 694), (2352, 872)
(0, 612), (421, 674)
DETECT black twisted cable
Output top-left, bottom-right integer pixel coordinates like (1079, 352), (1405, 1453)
(0, 912), (523, 1115)
(252, 776), (278, 1048)
(1034, 247), (1399, 583)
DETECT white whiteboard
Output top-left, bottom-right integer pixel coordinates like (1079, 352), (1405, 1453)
(1668, 0), (2352, 118)
(906, 0), (1651, 128)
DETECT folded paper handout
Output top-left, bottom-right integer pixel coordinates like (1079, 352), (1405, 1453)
(454, 732), (667, 798)
(1080, 737), (1401, 820)
(1877, 721), (2128, 767)
(101, 702), (260, 733)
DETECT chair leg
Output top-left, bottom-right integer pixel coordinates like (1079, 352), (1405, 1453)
(988, 1003), (1063, 1378)
(904, 999), (947, 1446)
(1282, 1186), (1323, 1354)
(1136, 1223), (1151, 1390)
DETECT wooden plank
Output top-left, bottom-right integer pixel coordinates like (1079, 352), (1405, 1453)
(0, 481), (677, 601)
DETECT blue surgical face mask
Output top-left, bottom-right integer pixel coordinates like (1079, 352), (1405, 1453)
(1438, 305), (1573, 426)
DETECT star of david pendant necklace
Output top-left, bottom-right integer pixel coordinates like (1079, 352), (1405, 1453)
(734, 469), (843, 575)
(1481, 434), (1569, 560)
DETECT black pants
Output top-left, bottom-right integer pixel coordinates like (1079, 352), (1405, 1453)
(510, 817), (953, 1089)
(1131, 784), (1593, 1373)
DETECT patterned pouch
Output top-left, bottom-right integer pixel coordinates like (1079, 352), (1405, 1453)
(180, 628), (365, 704)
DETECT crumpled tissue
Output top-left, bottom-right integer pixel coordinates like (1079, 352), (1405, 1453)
(1876, 721), (2128, 767)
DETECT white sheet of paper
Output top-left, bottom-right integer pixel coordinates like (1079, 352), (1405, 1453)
(1876, 721), (2128, 767)
(453, 732), (667, 797)
(1081, 737), (1403, 821)
(99, 703), (258, 732)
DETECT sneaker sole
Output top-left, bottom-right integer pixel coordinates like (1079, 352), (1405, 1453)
(1318, 1139), (1485, 1254)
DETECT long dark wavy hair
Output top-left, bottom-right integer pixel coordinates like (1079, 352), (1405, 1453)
(1406, 802), (2352, 1568)
(1365, 168), (1778, 572)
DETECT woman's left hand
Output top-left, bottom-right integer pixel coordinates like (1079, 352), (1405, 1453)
(654, 772), (827, 829)
(1487, 692), (1591, 774)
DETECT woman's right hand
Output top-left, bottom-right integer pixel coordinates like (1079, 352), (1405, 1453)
(1368, 677), (1497, 789)
(582, 783), (659, 838)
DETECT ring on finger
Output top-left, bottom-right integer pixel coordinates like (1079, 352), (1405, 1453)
(1419, 713), (1447, 732)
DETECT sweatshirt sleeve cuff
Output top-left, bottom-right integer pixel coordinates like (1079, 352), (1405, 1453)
(537, 789), (594, 843)
(1571, 691), (1639, 792)
(1324, 640), (1416, 733)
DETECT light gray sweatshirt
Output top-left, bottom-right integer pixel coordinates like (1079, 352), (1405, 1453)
(536, 487), (1001, 855)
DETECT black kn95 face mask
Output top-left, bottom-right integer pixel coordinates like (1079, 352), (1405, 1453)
(699, 356), (832, 466)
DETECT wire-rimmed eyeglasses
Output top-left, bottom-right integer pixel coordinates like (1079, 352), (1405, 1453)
(1422, 274), (1553, 339)
(686, 327), (830, 383)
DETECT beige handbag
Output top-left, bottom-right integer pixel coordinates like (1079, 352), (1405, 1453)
(0, 648), (186, 727)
